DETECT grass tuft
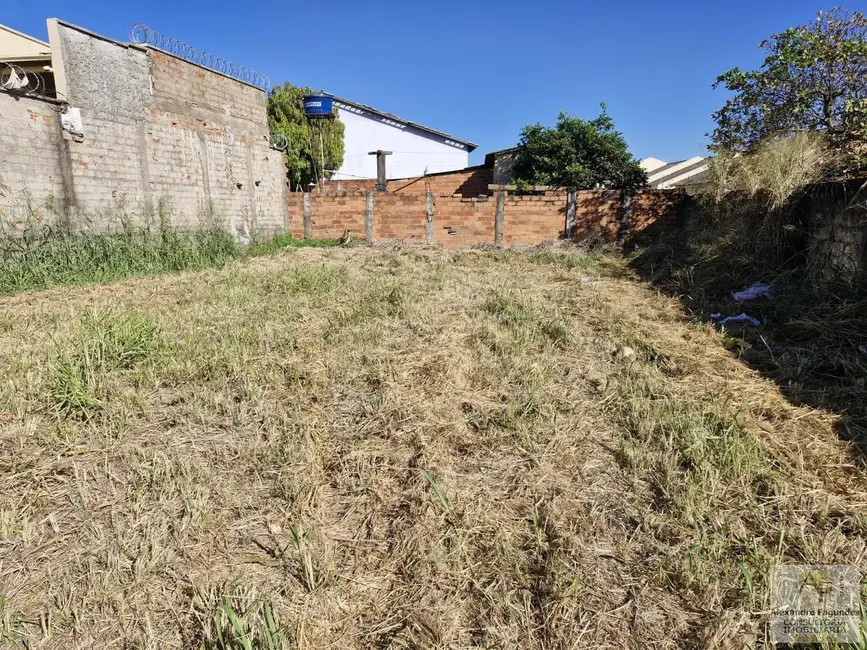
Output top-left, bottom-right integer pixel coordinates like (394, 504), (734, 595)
(49, 309), (158, 418)
(193, 581), (286, 650)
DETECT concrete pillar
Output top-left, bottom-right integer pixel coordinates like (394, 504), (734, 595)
(565, 188), (576, 239)
(366, 191), (375, 244)
(425, 191), (435, 246)
(617, 190), (631, 244)
(368, 150), (392, 192)
(303, 193), (311, 239)
(494, 190), (505, 245)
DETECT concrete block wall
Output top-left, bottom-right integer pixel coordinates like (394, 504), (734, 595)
(0, 20), (286, 239)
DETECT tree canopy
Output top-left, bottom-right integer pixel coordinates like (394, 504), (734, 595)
(711, 8), (867, 168)
(512, 108), (647, 190)
(267, 83), (345, 189)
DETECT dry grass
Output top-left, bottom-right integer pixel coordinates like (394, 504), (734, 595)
(703, 133), (835, 208)
(0, 247), (865, 649)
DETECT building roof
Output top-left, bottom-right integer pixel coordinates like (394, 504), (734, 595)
(0, 23), (52, 61)
(645, 156), (709, 189)
(323, 92), (478, 152)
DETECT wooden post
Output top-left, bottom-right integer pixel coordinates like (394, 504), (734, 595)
(303, 192), (312, 239)
(494, 190), (505, 245)
(425, 191), (435, 246)
(365, 191), (375, 244)
(566, 188), (576, 239)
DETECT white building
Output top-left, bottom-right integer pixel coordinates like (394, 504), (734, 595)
(326, 93), (477, 180)
(640, 156), (709, 189)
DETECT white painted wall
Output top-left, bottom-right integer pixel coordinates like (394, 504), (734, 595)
(330, 106), (470, 180)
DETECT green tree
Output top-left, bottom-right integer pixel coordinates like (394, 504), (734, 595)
(267, 83), (346, 190)
(711, 8), (867, 168)
(512, 108), (647, 190)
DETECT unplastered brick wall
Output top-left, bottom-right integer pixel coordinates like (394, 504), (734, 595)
(286, 192), (368, 239)
(288, 188), (683, 248)
(434, 196), (497, 248)
(502, 193), (566, 246)
(324, 166), (494, 198)
(375, 195), (428, 243)
(575, 190), (622, 242)
(0, 20), (287, 239)
(628, 190), (680, 243)
(389, 166), (494, 198)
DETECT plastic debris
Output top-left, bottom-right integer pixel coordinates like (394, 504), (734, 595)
(60, 107), (84, 140)
(712, 313), (761, 326)
(732, 282), (773, 301)
(579, 274), (593, 283)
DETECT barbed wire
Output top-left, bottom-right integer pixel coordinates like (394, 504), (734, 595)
(129, 23), (270, 90)
(0, 62), (48, 97)
(269, 133), (288, 151)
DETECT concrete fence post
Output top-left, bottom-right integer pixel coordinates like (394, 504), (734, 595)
(365, 191), (375, 244)
(565, 188), (576, 239)
(494, 190), (505, 245)
(303, 193), (312, 240)
(425, 191), (435, 246)
(617, 189), (631, 245)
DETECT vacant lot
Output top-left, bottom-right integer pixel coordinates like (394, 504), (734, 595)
(0, 247), (864, 649)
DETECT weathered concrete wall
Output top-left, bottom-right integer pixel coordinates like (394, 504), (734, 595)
(0, 93), (69, 231)
(145, 48), (286, 237)
(0, 20), (286, 239)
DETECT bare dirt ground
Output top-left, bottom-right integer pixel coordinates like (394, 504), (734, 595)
(0, 247), (865, 649)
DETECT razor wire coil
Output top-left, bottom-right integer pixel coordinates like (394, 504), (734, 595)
(130, 23), (270, 90)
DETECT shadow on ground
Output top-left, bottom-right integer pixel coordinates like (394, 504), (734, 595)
(629, 229), (867, 463)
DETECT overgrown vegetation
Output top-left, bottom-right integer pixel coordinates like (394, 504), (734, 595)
(0, 223), (337, 296)
(712, 7), (867, 174)
(512, 107), (647, 189)
(633, 123), (867, 472)
(1, 247), (865, 648)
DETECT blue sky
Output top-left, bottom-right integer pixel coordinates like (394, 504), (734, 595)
(6, 0), (828, 165)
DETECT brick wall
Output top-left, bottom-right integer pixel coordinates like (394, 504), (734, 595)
(575, 190), (622, 242)
(0, 93), (69, 231)
(375, 195), (428, 243)
(435, 196), (497, 248)
(324, 166), (494, 198)
(0, 21), (286, 240)
(503, 193), (565, 245)
(628, 190), (680, 244)
(390, 166), (494, 197)
(288, 188), (683, 248)
(286, 192), (304, 238)
(800, 178), (867, 283)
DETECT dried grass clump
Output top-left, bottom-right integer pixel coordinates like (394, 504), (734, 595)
(0, 247), (865, 649)
(704, 132), (835, 208)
